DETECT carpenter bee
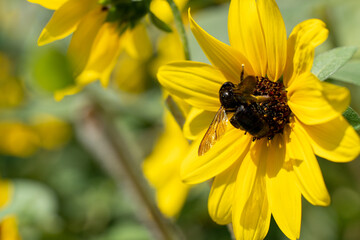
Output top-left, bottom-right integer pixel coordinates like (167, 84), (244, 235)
(198, 65), (270, 156)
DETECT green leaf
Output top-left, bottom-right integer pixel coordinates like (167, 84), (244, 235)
(312, 46), (358, 81)
(330, 60), (360, 86)
(343, 107), (360, 134)
(33, 49), (75, 92)
(149, 11), (172, 33)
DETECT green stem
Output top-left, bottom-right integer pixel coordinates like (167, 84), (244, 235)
(166, 0), (190, 60)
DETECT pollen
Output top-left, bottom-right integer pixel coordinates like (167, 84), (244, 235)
(252, 77), (292, 139)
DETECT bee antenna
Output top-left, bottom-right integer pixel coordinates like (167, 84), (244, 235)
(240, 64), (245, 82)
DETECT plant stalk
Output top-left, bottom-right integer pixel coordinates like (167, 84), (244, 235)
(166, 0), (190, 60)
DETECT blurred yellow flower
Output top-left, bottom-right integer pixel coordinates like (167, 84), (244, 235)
(0, 122), (39, 157)
(31, 114), (72, 150)
(0, 181), (21, 240)
(0, 216), (21, 240)
(158, 0), (360, 239)
(0, 116), (71, 157)
(29, 0), (187, 99)
(0, 53), (24, 109)
(113, 0), (187, 94)
(143, 111), (192, 217)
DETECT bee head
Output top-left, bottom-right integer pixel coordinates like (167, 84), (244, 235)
(219, 82), (237, 108)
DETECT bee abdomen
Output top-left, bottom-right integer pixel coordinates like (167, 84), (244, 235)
(230, 104), (270, 138)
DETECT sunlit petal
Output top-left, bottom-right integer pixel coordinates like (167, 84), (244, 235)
(300, 116), (360, 162)
(181, 128), (252, 184)
(208, 160), (241, 225)
(189, 9), (254, 81)
(285, 119), (330, 206)
(284, 19), (328, 87)
(257, 0), (287, 81)
(228, 0), (267, 76)
(232, 139), (271, 240)
(266, 135), (301, 240)
(288, 72), (350, 125)
(27, 0), (68, 10)
(37, 0), (98, 46)
(158, 61), (225, 112)
(67, 7), (108, 78)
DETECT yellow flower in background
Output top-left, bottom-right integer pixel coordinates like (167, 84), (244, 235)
(0, 181), (21, 240)
(0, 116), (71, 157)
(28, 0), (188, 99)
(0, 122), (39, 158)
(0, 53), (24, 109)
(31, 114), (72, 150)
(143, 111), (194, 217)
(113, 0), (188, 93)
(0, 216), (21, 240)
(158, 0), (360, 239)
(28, 0), (119, 100)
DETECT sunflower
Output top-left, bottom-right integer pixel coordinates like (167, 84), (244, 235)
(28, 0), (159, 100)
(157, 0), (360, 239)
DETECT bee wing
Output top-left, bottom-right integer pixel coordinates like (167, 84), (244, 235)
(198, 106), (228, 156)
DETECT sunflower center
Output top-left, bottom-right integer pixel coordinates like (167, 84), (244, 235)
(250, 77), (291, 140)
(219, 76), (292, 140)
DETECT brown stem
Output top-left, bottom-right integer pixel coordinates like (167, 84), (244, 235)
(75, 104), (184, 240)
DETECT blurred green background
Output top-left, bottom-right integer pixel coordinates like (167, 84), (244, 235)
(0, 0), (359, 239)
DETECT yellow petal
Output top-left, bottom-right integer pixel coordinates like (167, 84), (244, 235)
(208, 160), (241, 225)
(228, 0), (267, 76)
(158, 61), (225, 112)
(183, 108), (213, 140)
(285, 119), (330, 206)
(232, 139), (271, 240)
(0, 215), (21, 240)
(300, 116), (360, 163)
(150, 0), (188, 24)
(181, 128), (252, 184)
(288, 72), (350, 125)
(37, 0), (98, 46)
(77, 22), (122, 87)
(54, 84), (82, 101)
(27, 0), (68, 10)
(123, 23), (152, 60)
(266, 135), (301, 240)
(257, 0), (287, 81)
(283, 19), (328, 87)
(189, 9), (254, 81)
(67, 7), (108, 78)
(0, 181), (13, 208)
(143, 111), (190, 217)
(156, 176), (190, 217)
(114, 52), (147, 94)
(143, 111), (189, 187)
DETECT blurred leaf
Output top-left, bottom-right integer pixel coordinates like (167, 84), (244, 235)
(331, 60), (360, 86)
(149, 11), (172, 33)
(0, 180), (60, 232)
(343, 107), (360, 133)
(33, 49), (75, 92)
(332, 188), (360, 220)
(312, 46), (358, 81)
(95, 222), (152, 240)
